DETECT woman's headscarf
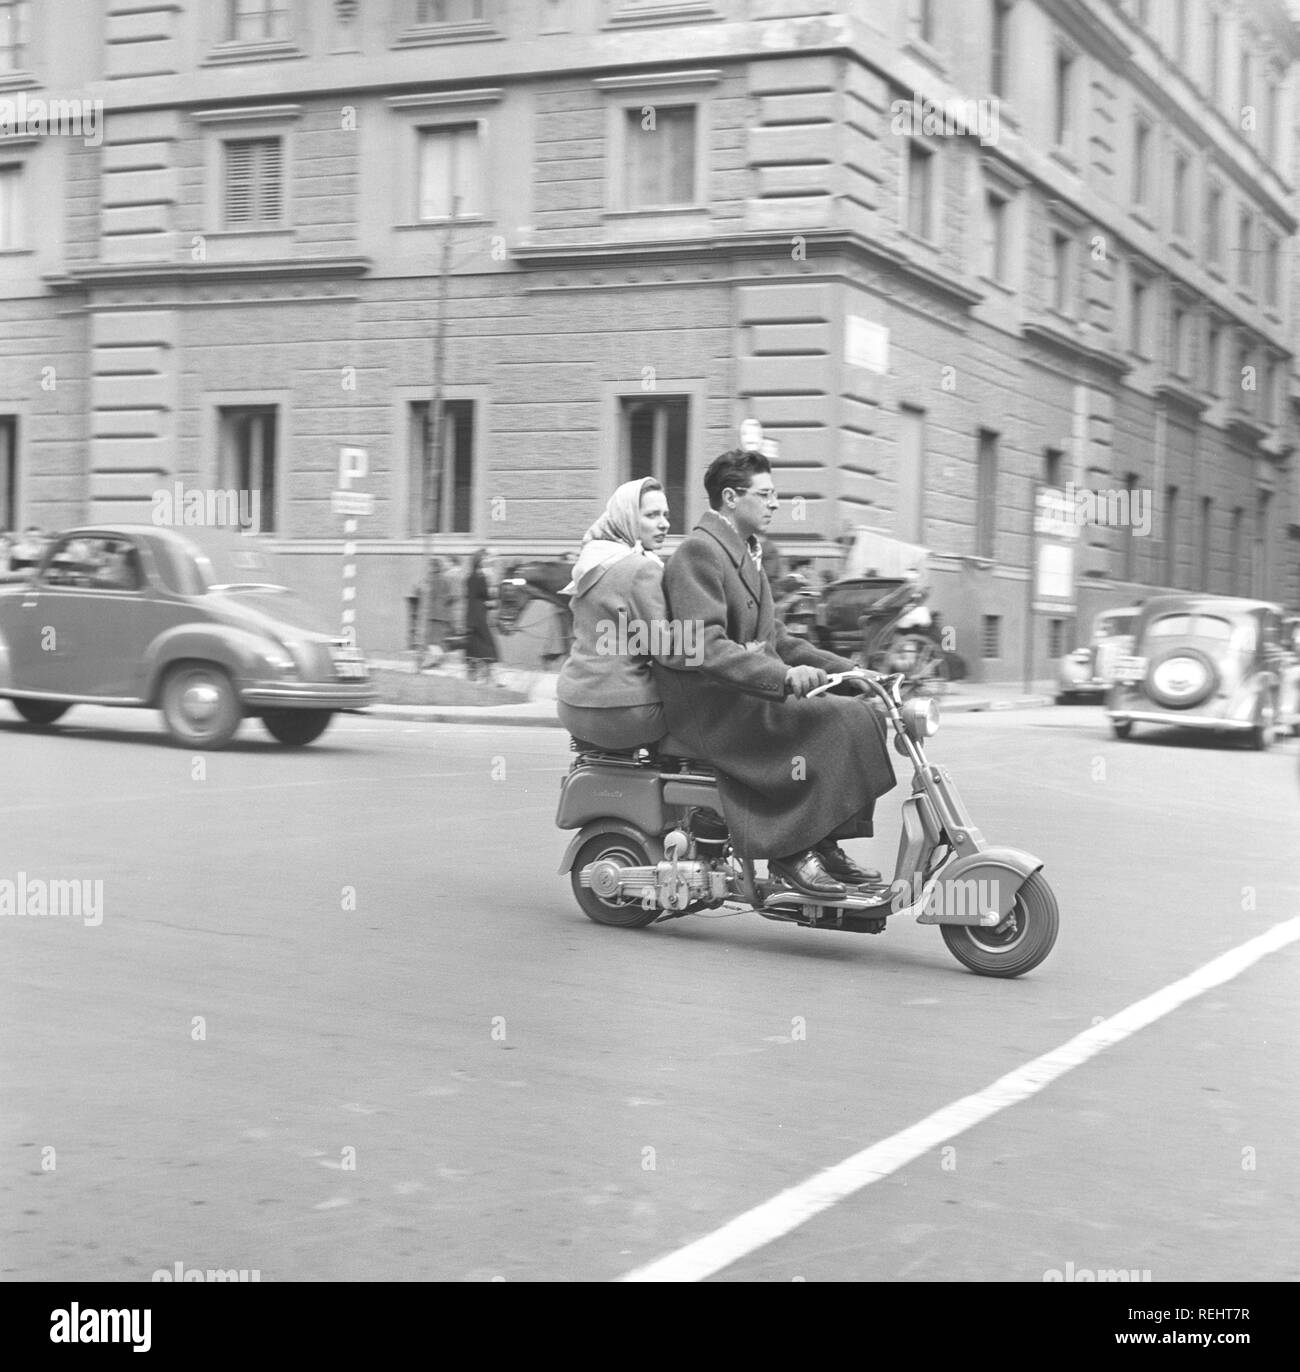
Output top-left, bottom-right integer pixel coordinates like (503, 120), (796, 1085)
(562, 478), (663, 599)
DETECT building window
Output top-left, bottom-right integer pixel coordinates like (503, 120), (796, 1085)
(906, 141), (934, 240)
(1263, 232), (1279, 305)
(908, 0), (935, 46)
(1261, 359), (1277, 427)
(1205, 320), (1222, 395)
(1170, 304), (1189, 377)
(1049, 229), (1072, 314)
(983, 190), (1008, 281)
(418, 124), (482, 219)
(620, 396), (689, 524)
(622, 105), (697, 210)
(976, 428), (998, 560)
(1229, 506), (1243, 594)
(1236, 339), (1253, 413)
(1121, 474), (1138, 581)
(1044, 447), (1064, 489)
(1054, 49), (1075, 148)
(1129, 274), (1147, 356)
(1164, 484), (1178, 587)
(0, 163), (21, 250)
(981, 614), (1001, 659)
(1199, 496), (1212, 591)
(411, 0), (486, 24)
(223, 138), (284, 230)
(1132, 116), (1151, 207)
(990, 0), (1010, 97)
(0, 0), (30, 71)
(1171, 152), (1188, 236)
(1048, 618), (1065, 660)
(1238, 45), (1252, 132)
(227, 0), (291, 42)
(1253, 489), (1271, 596)
(1237, 210), (1253, 290)
(409, 399), (476, 535)
(1206, 183), (1222, 265)
(898, 405), (926, 544)
(0, 415), (16, 532)
(217, 407), (277, 534)
(1173, 3), (1188, 68)
(1208, 12), (1222, 104)
(1264, 79), (1279, 162)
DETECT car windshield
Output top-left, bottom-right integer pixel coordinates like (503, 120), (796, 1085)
(191, 540), (289, 594)
(1145, 613), (1234, 644)
(1096, 612), (1136, 638)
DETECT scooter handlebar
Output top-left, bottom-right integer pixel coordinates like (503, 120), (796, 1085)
(804, 669), (904, 702)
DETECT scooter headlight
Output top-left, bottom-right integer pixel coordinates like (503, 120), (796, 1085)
(900, 697), (940, 740)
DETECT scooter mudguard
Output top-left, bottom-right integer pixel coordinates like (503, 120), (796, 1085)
(558, 822), (663, 876)
(914, 846), (1044, 925)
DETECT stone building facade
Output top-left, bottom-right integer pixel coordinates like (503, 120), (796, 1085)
(0, 0), (1297, 673)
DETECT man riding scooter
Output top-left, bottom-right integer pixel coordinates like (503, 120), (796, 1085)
(653, 450), (897, 899)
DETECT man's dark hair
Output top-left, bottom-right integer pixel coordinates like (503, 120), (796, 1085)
(704, 449), (771, 510)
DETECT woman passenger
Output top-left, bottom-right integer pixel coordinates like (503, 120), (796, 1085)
(556, 478), (670, 750)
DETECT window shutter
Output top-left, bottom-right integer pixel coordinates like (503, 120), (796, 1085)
(259, 138), (283, 225)
(225, 140), (256, 227)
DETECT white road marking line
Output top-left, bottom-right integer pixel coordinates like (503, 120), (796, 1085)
(621, 914), (1300, 1283)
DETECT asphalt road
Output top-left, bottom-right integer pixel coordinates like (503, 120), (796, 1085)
(2, 702), (1297, 1283)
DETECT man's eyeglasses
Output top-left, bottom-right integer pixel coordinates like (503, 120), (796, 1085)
(742, 485), (779, 505)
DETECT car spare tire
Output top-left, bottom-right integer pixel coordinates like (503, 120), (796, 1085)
(1143, 645), (1218, 710)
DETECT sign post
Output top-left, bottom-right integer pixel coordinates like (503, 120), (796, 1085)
(335, 447), (372, 645)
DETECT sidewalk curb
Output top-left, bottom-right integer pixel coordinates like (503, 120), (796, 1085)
(362, 693), (1056, 726)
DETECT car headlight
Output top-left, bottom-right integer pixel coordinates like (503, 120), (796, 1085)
(261, 644), (297, 676)
(900, 697), (940, 740)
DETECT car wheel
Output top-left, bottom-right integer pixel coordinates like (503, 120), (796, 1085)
(1248, 692), (1278, 752)
(262, 709), (333, 747)
(1144, 645), (1218, 710)
(160, 662), (241, 750)
(1111, 719), (1133, 740)
(13, 699), (71, 727)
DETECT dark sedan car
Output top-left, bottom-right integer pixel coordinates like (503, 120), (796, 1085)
(1105, 595), (1294, 750)
(0, 525), (377, 748)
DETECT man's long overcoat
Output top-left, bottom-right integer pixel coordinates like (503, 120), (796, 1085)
(654, 511), (897, 859)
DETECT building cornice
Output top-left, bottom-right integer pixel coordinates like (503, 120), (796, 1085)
(512, 228), (983, 308)
(1154, 380), (1209, 415)
(43, 257), (373, 292)
(1021, 319), (1133, 379)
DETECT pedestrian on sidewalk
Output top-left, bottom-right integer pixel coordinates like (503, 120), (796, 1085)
(464, 549), (500, 684)
(420, 557), (454, 671)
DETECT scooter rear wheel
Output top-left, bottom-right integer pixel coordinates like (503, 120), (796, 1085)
(572, 832), (661, 929)
(940, 871), (1059, 978)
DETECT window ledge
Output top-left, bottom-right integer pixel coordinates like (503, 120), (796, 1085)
(206, 227), (296, 240)
(604, 205), (709, 219)
(1131, 208), (1156, 233)
(396, 216), (491, 229)
(1206, 264), (1226, 283)
(977, 272), (1015, 298)
(603, 3), (719, 29)
(0, 246), (34, 257)
(391, 24), (502, 48)
(1048, 146), (1080, 176)
(0, 70), (39, 91)
(202, 41), (306, 67)
(901, 36), (946, 74)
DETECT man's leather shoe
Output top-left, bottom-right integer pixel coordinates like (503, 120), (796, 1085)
(768, 850), (847, 899)
(816, 842), (882, 885)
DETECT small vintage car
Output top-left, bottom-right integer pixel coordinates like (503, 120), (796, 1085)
(1105, 595), (1295, 749)
(0, 525), (377, 749)
(1056, 606), (1140, 703)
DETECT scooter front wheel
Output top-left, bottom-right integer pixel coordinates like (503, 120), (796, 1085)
(572, 832), (660, 929)
(940, 871), (1059, 978)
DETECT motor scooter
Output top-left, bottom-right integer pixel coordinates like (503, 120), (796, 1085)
(556, 672), (1059, 977)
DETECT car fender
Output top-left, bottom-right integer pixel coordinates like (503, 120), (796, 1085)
(141, 624), (274, 703)
(0, 625), (11, 691)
